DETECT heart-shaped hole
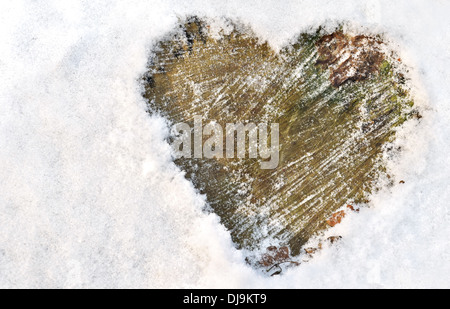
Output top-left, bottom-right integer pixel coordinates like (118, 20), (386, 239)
(143, 17), (418, 261)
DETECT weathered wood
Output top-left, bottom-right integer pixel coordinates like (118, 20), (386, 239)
(143, 17), (417, 256)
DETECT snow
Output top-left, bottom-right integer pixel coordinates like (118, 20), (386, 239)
(0, 0), (449, 288)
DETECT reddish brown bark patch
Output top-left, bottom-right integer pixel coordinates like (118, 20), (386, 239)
(316, 32), (385, 87)
(259, 246), (291, 267)
(326, 210), (346, 227)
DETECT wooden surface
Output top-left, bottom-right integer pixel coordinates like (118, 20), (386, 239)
(143, 17), (417, 256)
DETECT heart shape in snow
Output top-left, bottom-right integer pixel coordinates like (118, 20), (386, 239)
(143, 17), (417, 256)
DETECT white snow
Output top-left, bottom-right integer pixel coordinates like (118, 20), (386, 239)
(0, 0), (449, 288)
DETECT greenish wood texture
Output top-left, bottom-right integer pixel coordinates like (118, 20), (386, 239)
(143, 17), (416, 256)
